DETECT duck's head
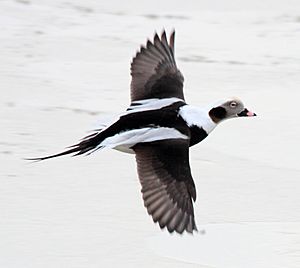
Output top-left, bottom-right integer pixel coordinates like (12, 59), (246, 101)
(209, 98), (256, 123)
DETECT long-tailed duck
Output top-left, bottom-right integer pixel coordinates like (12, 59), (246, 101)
(30, 31), (256, 234)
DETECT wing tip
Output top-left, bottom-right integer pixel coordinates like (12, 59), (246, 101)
(132, 29), (176, 59)
(147, 204), (197, 235)
(163, 222), (198, 235)
(169, 29), (175, 53)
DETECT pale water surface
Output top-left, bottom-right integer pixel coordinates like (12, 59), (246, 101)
(1, 0), (300, 267)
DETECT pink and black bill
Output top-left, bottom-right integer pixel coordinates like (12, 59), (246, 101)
(237, 108), (257, 117)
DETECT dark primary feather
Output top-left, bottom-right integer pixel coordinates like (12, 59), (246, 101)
(130, 30), (185, 102)
(133, 139), (197, 234)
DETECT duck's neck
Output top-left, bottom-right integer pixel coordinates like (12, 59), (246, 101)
(179, 105), (218, 135)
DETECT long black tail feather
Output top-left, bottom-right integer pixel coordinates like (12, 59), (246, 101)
(26, 131), (103, 161)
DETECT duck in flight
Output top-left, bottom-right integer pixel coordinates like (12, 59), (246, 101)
(30, 30), (256, 234)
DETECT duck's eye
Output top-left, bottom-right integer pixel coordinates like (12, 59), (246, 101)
(230, 102), (237, 108)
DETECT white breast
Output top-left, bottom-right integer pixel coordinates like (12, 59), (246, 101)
(179, 105), (217, 134)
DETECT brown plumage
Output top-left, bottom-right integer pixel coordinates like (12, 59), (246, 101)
(134, 139), (197, 234)
(130, 30), (185, 101)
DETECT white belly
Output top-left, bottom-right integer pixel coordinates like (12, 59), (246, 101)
(99, 127), (188, 154)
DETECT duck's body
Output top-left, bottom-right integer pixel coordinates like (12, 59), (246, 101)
(90, 97), (215, 154)
(31, 31), (256, 234)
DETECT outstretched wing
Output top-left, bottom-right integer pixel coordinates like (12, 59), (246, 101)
(133, 139), (197, 234)
(130, 30), (185, 102)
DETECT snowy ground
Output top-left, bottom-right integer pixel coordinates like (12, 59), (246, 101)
(1, 0), (300, 267)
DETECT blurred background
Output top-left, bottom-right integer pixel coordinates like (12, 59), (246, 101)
(1, 0), (300, 267)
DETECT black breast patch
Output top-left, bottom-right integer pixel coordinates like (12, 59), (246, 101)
(189, 125), (208, 147)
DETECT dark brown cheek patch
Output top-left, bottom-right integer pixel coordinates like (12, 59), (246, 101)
(209, 107), (227, 123)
